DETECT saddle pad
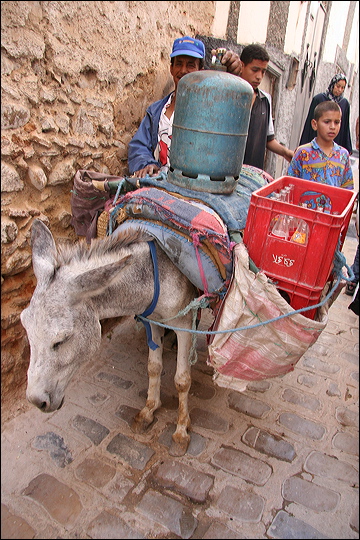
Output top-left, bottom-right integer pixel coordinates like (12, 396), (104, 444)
(127, 164), (271, 235)
(109, 187), (235, 285)
(112, 219), (228, 295)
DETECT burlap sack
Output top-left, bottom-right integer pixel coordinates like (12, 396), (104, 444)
(207, 242), (337, 392)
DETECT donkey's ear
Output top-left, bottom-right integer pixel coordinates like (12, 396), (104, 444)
(72, 254), (132, 300)
(31, 219), (57, 282)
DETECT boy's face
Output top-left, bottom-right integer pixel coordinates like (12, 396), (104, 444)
(240, 59), (268, 90)
(170, 56), (201, 90)
(311, 110), (342, 143)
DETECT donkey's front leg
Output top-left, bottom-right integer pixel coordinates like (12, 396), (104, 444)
(131, 323), (163, 433)
(170, 329), (192, 457)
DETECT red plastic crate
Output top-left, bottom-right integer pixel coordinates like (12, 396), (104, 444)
(243, 176), (357, 318)
(270, 279), (324, 320)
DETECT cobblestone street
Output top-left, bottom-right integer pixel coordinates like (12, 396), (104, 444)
(1, 2), (359, 538)
(2, 199), (359, 540)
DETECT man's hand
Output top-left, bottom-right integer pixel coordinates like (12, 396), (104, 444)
(267, 139), (294, 163)
(211, 49), (242, 76)
(133, 164), (160, 178)
(283, 148), (294, 163)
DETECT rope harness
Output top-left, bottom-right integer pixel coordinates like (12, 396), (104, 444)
(137, 247), (354, 365)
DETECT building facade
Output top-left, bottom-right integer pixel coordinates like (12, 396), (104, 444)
(205, 0), (359, 176)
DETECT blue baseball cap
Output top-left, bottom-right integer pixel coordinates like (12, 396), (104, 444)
(170, 36), (205, 59)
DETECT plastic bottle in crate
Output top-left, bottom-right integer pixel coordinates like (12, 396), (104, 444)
(271, 215), (290, 239)
(283, 185), (298, 235)
(287, 183), (295, 203)
(270, 189), (294, 240)
(290, 219), (309, 245)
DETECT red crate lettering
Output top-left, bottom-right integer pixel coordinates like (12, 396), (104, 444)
(272, 254), (295, 267)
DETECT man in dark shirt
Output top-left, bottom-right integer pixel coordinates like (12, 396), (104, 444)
(240, 44), (293, 170)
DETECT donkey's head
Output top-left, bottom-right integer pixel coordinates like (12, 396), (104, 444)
(21, 219), (130, 412)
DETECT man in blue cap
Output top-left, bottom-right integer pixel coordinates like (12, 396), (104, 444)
(128, 36), (242, 178)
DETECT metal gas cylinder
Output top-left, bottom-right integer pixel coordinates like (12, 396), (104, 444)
(167, 69), (253, 194)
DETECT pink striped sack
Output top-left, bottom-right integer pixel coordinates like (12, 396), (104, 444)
(207, 242), (339, 392)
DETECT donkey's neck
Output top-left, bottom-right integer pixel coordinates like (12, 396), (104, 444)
(89, 249), (156, 321)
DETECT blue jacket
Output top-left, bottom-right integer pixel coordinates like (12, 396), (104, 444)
(128, 93), (172, 174)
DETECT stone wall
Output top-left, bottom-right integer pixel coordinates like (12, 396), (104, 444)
(1, 1), (215, 418)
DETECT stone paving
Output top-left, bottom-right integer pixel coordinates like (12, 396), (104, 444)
(1, 220), (359, 540)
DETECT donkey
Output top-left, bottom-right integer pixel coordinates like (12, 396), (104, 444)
(21, 219), (199, 456)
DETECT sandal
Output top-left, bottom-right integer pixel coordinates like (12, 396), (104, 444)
(345, 282), (357, 296)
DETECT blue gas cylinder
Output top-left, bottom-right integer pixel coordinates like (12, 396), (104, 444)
(167, 70), (253, 194)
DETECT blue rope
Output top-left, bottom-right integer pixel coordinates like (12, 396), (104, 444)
(137, 248), (354, 336)
(107, 180), (126, 236)
(112, 180), (125, 205)
(143, 172), (168, 182)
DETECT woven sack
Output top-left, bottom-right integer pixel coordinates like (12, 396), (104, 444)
(207, 242), (334, 392)
(70, 170), (127, 242)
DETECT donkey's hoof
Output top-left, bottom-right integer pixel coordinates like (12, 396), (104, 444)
(169, 436), (190, 457)
(131, 415), (152, 434)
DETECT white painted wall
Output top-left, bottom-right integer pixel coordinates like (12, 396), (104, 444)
(212, 1), (230, 38)
(347, 1), (359, 66)
(212, 0), (357, 67)
(237, 1), (270, 45)
(323, 0), (350, 63)
(284, 1), (308, 56)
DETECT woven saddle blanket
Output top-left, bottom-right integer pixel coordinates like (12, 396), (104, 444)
(70, 165), (271, 296)
(124, 165), (272, 238)
(70, 165), (271, 243)
(109, 186), (235, 296)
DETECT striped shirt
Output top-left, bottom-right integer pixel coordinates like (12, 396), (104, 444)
(287, 138), (354, 190)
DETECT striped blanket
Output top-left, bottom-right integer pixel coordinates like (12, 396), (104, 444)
(110, 187), (235, 296)
(70, 165), (271, 297)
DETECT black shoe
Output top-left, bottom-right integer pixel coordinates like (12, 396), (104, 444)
(345, 282), (357, 296)
(348, 287), (359, 316)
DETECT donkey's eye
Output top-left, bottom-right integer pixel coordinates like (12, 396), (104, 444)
(52, 336), (70, 350)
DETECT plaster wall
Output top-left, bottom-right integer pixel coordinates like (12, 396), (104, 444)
(237, 1), (271, 45)
(1, 0), (215, 418)
(323, 0), (350, 63)
(347, 2), (359, 66)
(212, 0), (230, 38)
(284, 1), (307, 56)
